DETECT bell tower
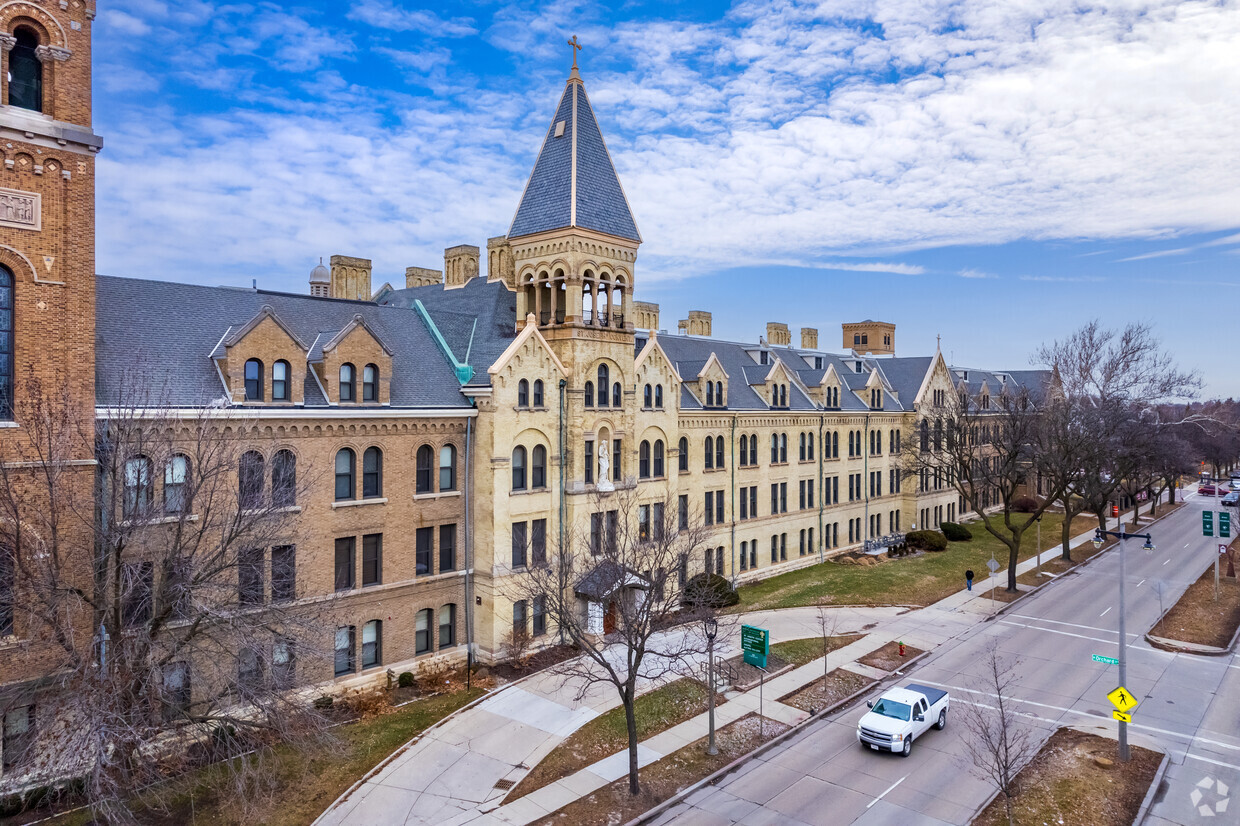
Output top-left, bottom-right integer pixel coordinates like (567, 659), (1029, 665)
(0, 0), (101, 425)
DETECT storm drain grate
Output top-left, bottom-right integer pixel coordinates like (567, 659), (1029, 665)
(494, 779), (516, 791)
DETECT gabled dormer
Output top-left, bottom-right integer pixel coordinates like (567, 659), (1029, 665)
(310, 315), (394, 405)
(819, 363), (842, 409)
(756, 358), (793, 409)
(214, 306), (310, 405)
(694, 352), (728, 408)
(635, 332), (679, 412)
(864, 368), (886, 411)
(487, 313), (569, 408)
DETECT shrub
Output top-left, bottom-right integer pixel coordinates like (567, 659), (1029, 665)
(940, 521), (972, 542)
(906, 530), (948, 552)
(397, 671), (415, 688)
(1011, 496), (1040, 513)
(312, 695), (334, 710)
(682, 572), (739, 609)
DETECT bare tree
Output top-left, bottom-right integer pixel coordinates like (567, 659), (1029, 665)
(816, 600), (840, 684)
(505, 487), (717, 796)
(0, 372), (334, 823)
(957, 641), (1040, 826)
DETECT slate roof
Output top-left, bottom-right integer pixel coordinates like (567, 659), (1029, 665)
(379, 278), (519, 388)
(95, 275), (473, 409)
(574, 560), (649, 600)
(508, 73), (641, 243)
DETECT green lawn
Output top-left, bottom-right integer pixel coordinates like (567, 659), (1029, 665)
(733, 512), (1099, 612)
(770, 635), (863, 666)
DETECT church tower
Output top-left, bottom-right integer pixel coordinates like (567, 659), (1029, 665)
(0, 0), (101, 424)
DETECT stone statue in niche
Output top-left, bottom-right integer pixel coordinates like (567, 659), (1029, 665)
(597, 443), (614, 492)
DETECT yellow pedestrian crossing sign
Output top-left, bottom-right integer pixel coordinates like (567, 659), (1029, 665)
(1108, 686), (1138, 713)
(1112, 710), (1132, 723)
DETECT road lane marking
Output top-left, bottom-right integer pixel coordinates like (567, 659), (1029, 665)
(998, 620), (1170, 652)
(1164, 559), (1171, 565)
(1009, 614), (1134, 637)
(1100, 607), (1112, 618)
(1138, 580), (1146, 587)
(866, 775), (906, 809)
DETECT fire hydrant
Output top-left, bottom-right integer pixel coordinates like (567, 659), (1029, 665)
(898, 641), (906, 657)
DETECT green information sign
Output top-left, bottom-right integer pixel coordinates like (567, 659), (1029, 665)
(1092, 654), (1119, 665)
(1204, 511), (1214, 537)
(741, 624), (769, 669)
(1221, 512), (1231, 539)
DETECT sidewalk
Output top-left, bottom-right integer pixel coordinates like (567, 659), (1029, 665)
(315, 507), (1156, 826)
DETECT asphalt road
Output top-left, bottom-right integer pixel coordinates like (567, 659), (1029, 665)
(655, 492), (1240, 825)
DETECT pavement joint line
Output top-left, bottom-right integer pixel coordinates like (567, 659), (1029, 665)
(920, 680), (1240, 756)
(865, 775), (906, 809)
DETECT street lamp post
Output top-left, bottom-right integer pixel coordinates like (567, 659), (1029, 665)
(1093, 526), (1155, 763)
(704, 618), (718, 756)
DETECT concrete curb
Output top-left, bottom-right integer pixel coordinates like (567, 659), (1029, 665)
(1143, 558), (1240, 656)
(1133, 750), (1172, 826)
(620, 650), (931, 826)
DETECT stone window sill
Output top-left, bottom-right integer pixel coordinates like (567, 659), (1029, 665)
(119, 513), (201, 528)
(414, 490), (461, 501)
(331, 498), (388, 509)
(510, 488), (549, 497)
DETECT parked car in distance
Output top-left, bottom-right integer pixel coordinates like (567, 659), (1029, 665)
(857, 683), (949, 757)
(1223, 491), (1240, 507)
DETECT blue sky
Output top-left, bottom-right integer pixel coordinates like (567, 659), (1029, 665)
(94, 1), (1240, 396)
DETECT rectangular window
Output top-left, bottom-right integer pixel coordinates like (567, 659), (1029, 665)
(800, 529), (805, 556)
(678, 553), (688, 587)
(440, 604), (457, 647)
(271, 545), (295, 603)
(678, 495), (688, 531)
(808, 527), (814, 553)
(513, 600), (528, 636)
(122, 561), (154, 627)
(273, 636), (295, 688)
(532, 597), (546, 637)
(606, 511), (618, 553)
(362, 534), (382, 586)
(704, 492), (714, 526)
(771, 484), (778, 515)
(780, 533), (787, 561)
(639, 504), (651, 541)
(335, 626), (355, 676)
(416, 527), (433, 575)
(585, 439), (594, 484)
(334, 537), (355, 591)
(833, 476), (839, 504)
(439, 524), (456, 572)
(362, 620), (382, 669)
(738, 541), (746, 571)
(780, 483), (787, 513)
(706, 546), (715, 575)
(652, 503), (665, 542)
(239, 547), (264, 606)
(715, 491), (724, 524)
(2, 705), (34, 770)
(0, 546), (12, 637)
(590, 512), (602, 555)
(799, 481), (806, 510)
(749, 487), (757, 519)
(740, 488), (749, 519)
(532, 518), (547, 564)
(808, 479), (815, 508)
(511, 521), (528, 568)
(161, 662), (191, 722)
(771, 535), (778, 564)
(416, 609), (432, 654)
(612, 439), (621, 481)
(238, 647), (263, 689)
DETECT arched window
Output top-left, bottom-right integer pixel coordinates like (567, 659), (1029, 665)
(779, 434), (787, 463)
(799, 433), (806, 462)
(164, 454), (189, 514)
(597, 365), (609, 407)
(771, 434), (779, 464)
(238, 451), (264, 509)
(517, 379), (529, 407)
(362, 447), (382, 498)
(439, 604), (456, 647)
(704, 436), (715, 470)
(584, 381), (594, 407)
(272, 449), (296, 507)
(848, 431), (855, 456)
(531, 445), (547, 489)
(9, 28), (42, 113)
(715, 436), (724, 469)
(363, 364), (378, 402)
(612, 382), (621, 407)
(771, 386), (777, 406)
(706, 382), (715, 406)
(0, 266), (11, 418)
(808, 432), (815, 460)
(533, 379), (544, 407)
(655, 384), (663, 408)
(439, 445), (456, 491)
(716, 382), (724, 406)
(654, 440), (665, 477)
(678, 437), (688, 472)
(644, 384), (652, 408)
(920, 420), (929, 452)
(334, 448), (355, 501)
(339, 363), (356, 402)
(512, 446), (527, 491)
(416, 445), (433, 493)
(832, 431), (839, 457)
(244, 359), (263, 401)
(122, 455), (153, 519)
(272, 360), (289, 401)
(739, 434), (748, 465)
(780, 385), (787, 407)
(749, 434), (757, 466)
(639, 440), (651, 478)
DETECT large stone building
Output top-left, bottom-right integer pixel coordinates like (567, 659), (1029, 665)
(0, 7), (1048, 781)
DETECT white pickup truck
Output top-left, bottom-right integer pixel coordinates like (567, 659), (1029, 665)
(856, 683), (949, 757)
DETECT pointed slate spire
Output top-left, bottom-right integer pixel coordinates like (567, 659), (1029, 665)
(508, 69), (641, 243)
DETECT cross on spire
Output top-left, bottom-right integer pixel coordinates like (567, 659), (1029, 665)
(567, 35), (581, 69)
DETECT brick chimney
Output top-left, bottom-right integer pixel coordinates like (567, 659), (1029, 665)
(444, 244), (480, 288)
(678, 310), (712, 336)
(329, 255), (372, 301)
(801, 327), (818, 349)
(405, 266), (443, 288)
(766, 322), (791, 346)
(632, 301), (659, 331)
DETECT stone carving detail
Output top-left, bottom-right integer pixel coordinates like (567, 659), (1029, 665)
(0, 187), (40, 231)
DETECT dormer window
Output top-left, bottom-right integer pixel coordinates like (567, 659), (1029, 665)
(982, 393), (991, 410)
(870, 389), (882, 410)
(533, 380), (544, 407)
(244, 359), (263, 401)
(9, 28), (42, 113)
(340, 363), (356, 402)
(854, 361), (863, 373)
(707, 383), (715, 406)
(760, 351), (769, 365)
(815, 357), (823, 369)
(655, 385), (663, 409)
(363, 364), (378, 402)
(272, 360), (290, 401)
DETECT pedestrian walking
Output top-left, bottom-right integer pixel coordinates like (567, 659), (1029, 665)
(965, 569), (974, 591)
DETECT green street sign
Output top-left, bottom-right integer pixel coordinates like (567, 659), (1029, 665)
(1221, 512), (1231, 539)
(1204, 511), (1214, 537)
(1093, 654), (1119, 665)
(741, 624), (769, 669)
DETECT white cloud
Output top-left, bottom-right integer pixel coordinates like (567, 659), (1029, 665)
(816, 261), (925, 275)
(957, 268), (996, 279)
(348, 1), (477, 37)
(1118, 247), (1192, 262)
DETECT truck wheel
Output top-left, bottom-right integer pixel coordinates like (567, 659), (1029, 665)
(901, 738), (912, 757)
(935, 709), (947, 730)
